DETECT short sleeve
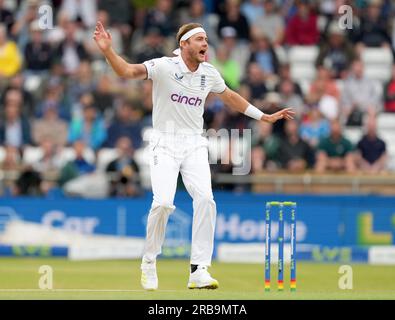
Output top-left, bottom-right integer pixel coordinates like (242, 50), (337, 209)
(143, 57), (165, 81)
(210, 68), (227, 94)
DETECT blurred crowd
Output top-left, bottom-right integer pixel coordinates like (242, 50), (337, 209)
(0, 0), (394, 197)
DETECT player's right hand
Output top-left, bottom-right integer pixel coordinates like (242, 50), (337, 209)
(263, 107), (295, 123)
(93, 21), (112, 53)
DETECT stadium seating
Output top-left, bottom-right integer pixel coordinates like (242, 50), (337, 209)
(289, 46), (319, 83)
(379, 131), (395, 171)
(58, 147), (96, 166)
(96, 148), (119, 172)
(377, 112), (395, 129)
(376, 113), (395, 170)
(361, 47), (393, 83)
(343, 127), (363, 145)
(23, 146), (44, 165)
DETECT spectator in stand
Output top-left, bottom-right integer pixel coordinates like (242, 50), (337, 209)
(356, 116), (387, 173)
(355, 0), (391, 52)
(278, 120), (315, 172)
(274, 63), (303, 96)
(318, 0), (337, 19)
(53, 20), (90, 76)
(31, 139), (64, 194)
(69, 91), (95, 121)
(341, 59), (381, 126)
(136, 80), (154, 127)
(218, 26), (250, 76)
(248, 31), (280, 80)
(143, 0), (176, 37)
(36, 78), (71, 120)
(211, 141), (242, 191)
(309, 65), (341, 100)
(300, 106), (330, 148)
(285, 0), (319, 46)
(307, 66), (340, 120)
(252, 0), (285, 46)
(105, 101), (143, 149)
(5, 145), (41, 196)
(134, 27), (166, 63)
(66, 60), (96, 106)
(0, 145), (23, 195)
(315, 119), (356, 173)
(222, 105), (250, 132)
(277, 79), (305, 119)
(241, 0), (265, 25)
(93, 74), (116, 119)
(60, 0), (97, 29)
(211, 44), (241, 90)
(0, 23), (22, 78)
(0, 89), (31, 148)
(0, 0), (14, 33)
(106, 136), (142, 197)
(2, 73), (35, 119)
(68, 104), (107, 151)
(11, 0), (40, 52)
(239, 62), (268, 105)
(203, 94), (226, 131)
(384, 64), (395, 112)
(14, 164), (43, 196)
(179, 0), (219, 47)
(58, 140), (96, 187)
(32, 103), (68, 148)
(251, 121), (281, 172)
(24, 21), (53, 74)
(316, 21), (356, 79)
(217, 0), (250, 41)
(0, 145), (22, 172)
(85, 10), (123, 59)
(321, 0), (360, 44)
(98, 0), (134, 56)
(46, 10), (69, 47)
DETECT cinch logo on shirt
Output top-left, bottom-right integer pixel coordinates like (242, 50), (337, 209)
(171, 93), (203, 107)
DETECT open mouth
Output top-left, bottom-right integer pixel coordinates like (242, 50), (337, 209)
(199, 50), (206, 56)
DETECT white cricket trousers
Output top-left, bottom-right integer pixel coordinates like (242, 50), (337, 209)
(142, 131), (216, 266)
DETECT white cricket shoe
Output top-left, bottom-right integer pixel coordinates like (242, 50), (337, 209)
(187, 265), (219, 289)
(141, 262), (158, 291)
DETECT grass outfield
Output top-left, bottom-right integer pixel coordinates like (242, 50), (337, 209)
(0, 258), (394, 300)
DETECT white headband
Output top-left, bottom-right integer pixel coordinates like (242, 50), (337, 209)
(173, 27), (207, 56)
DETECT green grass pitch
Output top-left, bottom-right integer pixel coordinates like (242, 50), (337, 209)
(0, 258), (394, 300)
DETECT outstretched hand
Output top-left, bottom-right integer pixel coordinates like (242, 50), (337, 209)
(264, 107), (295, 123)
(93, 21), (112, 53)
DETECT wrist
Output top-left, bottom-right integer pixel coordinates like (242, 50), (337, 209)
(261, 113), (272, 122)
(244, 104), (265, 121)
(102, 46), (114, 56)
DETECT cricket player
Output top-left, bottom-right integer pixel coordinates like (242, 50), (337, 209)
(94, 21), (294, 290)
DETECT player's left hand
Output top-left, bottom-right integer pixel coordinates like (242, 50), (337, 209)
(264, 107), (295, 123)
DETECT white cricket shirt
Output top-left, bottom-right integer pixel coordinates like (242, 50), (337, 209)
(143, 55), (227, 134)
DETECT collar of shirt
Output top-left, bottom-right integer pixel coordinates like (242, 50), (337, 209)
(176, 55), (203, 75)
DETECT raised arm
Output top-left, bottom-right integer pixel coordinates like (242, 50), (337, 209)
(93, 21), (147, 80)
(217, 88), (295, 123)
